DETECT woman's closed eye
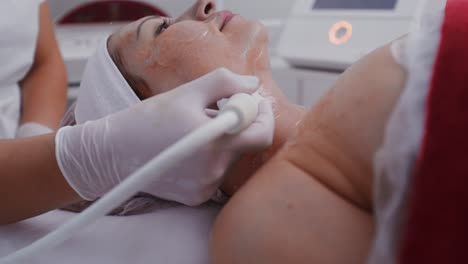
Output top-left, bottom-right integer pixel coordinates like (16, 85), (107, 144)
(155, 19), (172, 36)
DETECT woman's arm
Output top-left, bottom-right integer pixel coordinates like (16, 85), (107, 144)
(0, 134), (80, 225)
(212, 156), (375, 264)
(19, 2), (67, 130)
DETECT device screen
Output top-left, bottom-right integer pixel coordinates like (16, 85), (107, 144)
(313, 0), (397, 10)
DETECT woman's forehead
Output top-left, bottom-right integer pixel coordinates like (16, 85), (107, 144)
(108, 16), (164, 61)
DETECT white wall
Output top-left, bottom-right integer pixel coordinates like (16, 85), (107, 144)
(223, 0), (294, 20)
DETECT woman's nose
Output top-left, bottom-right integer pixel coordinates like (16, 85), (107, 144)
(194, 0), (217, 20)
(177, 0), (217, 22)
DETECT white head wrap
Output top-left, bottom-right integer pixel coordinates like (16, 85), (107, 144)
(75, 39), (140, 123)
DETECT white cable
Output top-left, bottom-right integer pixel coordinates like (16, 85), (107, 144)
(0, 93), (260, 264)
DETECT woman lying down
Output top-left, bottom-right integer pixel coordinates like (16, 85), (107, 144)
(59, 0), (458, 262)
(61, 0), (306, 215)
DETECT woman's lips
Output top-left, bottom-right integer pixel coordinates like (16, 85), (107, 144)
(220, 10), (237, 31)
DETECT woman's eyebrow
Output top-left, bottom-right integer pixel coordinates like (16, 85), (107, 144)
(136, 16), (160, 39)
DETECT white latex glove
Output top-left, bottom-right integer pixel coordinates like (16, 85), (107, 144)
(16, 122), (53, 138)
(56, 68), (275, 206)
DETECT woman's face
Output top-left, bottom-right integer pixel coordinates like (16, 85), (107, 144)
(108, 0), (270, 98)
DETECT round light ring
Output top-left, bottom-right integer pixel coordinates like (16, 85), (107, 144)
(329, 21), (353, 45)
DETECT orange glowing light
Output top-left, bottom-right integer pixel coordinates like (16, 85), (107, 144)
(329, 20), (353, 45)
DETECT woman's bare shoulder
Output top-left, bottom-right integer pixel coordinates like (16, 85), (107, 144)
(282, 43), (408, 210)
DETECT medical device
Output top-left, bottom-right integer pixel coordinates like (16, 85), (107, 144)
(0, 92), (262, 263)
(277, 0), (444, 70)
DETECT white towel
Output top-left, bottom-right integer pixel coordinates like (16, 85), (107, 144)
(367, 9), (444, 264)
(75, 38), (140, 124)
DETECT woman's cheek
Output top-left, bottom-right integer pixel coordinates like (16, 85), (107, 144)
(145, 35), (251, 87)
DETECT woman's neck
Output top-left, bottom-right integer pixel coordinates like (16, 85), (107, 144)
(221, 74), (307, 195)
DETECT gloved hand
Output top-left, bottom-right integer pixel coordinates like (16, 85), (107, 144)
(55, 68), (275, 206)
(16, 122), (53, 138)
